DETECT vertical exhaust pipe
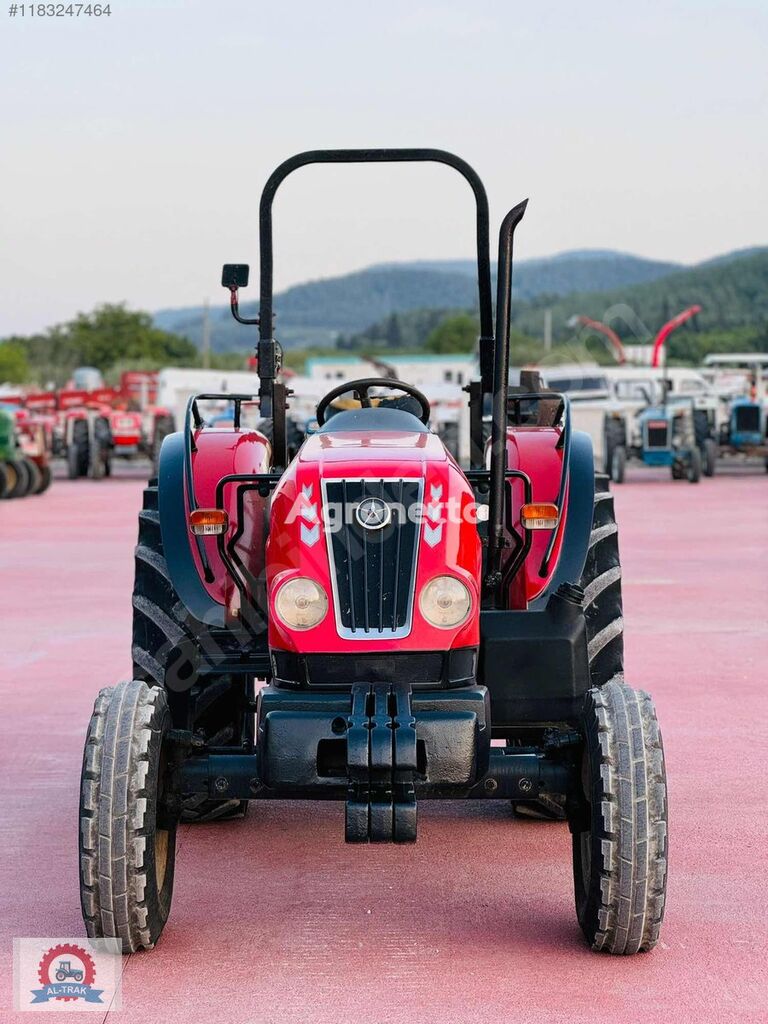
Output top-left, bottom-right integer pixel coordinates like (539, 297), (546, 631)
(485, 199), (528, 603)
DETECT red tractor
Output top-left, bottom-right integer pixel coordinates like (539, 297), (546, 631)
(78, 150), (668, 956)
(60, 371), (175, 479)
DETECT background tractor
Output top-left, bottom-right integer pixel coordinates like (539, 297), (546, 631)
(702, 356), (768, 471)
(78, 149), (668, 958)
(0, 404), (49, 498)
(13, 406), (54, 494)
(604, 387), (704, 483)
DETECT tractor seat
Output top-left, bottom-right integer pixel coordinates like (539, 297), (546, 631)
(317, 405), (429, 434)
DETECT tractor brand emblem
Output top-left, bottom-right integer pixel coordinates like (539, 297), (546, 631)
(299, 484), (320, 546)
(355, 497), (391, 531)
(423, 483), (443, 548)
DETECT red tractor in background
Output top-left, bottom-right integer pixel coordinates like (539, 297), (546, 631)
(12, 405), (54, 493)
(78, 149), (668, 957)
(0, 399), (53, 497)
(33, 369), (176, 479)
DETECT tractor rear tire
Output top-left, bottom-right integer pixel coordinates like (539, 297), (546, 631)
(702, 439), (717, 477)
(610, 445), (626, 484)
(68, 420), (90, 479)
(23, 458), (42, 495)
(513, 474), (624, 821)
(6, 459), (30, 497)
(132, 480), (252, 823)
(603, 418), (624, 477)
(0, 462), (9, 499)
(581, 473), (624, 689)
(571, 680), (668, 954)
(151, 415), (174, 476)
(67, 446), (81, 479)
(687, 446), (702, 483)
(35, 463), (53, 494)
(79, 679), (177, 953)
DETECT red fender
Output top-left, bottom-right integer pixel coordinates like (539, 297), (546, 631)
(186, 427), (272, 613)
(503, 426), (568, 608)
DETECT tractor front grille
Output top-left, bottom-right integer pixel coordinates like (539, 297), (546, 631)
(733, 405), (760, 434)
(322, 478), (422, 640)
(645, 420), (670, 449)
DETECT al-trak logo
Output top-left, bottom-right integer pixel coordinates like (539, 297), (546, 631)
(31, 943), (104, 1005)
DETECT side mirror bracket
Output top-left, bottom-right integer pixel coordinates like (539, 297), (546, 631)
(221, 264), (260, 326)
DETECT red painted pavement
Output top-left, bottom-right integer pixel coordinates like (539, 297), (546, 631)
(1, 467), (767, 1023)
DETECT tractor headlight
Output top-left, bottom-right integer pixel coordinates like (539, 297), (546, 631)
(274, 577), (328, 630)
(419, 575), (471, 629)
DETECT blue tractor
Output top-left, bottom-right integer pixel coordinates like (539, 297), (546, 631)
(718, 396), (768, 469)
(606, 396), (702, 483)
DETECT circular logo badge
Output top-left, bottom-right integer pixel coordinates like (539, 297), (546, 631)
(36, 943), (96, 1003)
(355, 497), (391, 531)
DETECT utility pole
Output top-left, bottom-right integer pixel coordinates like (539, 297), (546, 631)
(201, 298), (211, 370)
(543, 308), (552, 352)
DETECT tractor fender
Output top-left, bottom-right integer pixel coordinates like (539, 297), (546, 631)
(157, 431), (226, 627)
(528, 429), (595, 610)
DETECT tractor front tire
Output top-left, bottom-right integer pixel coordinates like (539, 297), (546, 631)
(571, 680), (668, 954)
(0, 463), (9, 499)
(79, 679), (176, 953)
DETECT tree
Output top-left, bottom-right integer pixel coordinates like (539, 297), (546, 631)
(424, 314), (479, 353)
(7, 304), (198, 386)
(0, 340), (30, 384)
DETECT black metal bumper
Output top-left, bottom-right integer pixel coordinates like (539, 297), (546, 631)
(179, 681), (576, 843)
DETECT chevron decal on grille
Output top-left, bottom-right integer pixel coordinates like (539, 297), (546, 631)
(299, 484), (320, 544)
(301, 522), (320, 546)
(424, 482), (443, 547)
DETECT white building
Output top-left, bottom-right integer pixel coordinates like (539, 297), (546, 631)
(304, 353), (476, 389)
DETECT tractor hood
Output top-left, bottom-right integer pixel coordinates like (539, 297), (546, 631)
(297, 427), (448, 465)
(265, 423), (481, 657)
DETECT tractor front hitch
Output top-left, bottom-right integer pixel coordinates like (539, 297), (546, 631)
(176, 682), (579, 843)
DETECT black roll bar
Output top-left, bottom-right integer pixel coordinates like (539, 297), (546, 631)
(251, 149), (495, 467)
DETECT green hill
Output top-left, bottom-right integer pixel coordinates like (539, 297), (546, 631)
(152, 249), (686, 351)
(512, 249), (768, 343)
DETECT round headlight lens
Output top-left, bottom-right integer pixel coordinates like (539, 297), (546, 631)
(419, 575), (471, 629)
(274, 577), (328, 630)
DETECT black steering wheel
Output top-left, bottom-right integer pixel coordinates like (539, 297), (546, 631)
(315, 377), (431, 426)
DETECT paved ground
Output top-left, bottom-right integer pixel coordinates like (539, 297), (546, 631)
(2, 466), (767, 1023)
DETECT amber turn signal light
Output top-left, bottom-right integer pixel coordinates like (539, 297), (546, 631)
(189, 509), (229, 536)
(521, 503), (559, 530)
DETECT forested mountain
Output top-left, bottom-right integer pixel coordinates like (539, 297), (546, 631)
(512, 248), (768, 343)
(375, 250), (682, 300)
(341, 249), (768, 355)
(152, 248), (694, 351)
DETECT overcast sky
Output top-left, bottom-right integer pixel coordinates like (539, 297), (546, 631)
(1, 0), (766, 335)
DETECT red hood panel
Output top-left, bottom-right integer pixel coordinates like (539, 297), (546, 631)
(298, 430), (447, 464)
(268, 433), (480, 655)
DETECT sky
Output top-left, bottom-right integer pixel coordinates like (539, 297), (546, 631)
(1, 0), (766, 335)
